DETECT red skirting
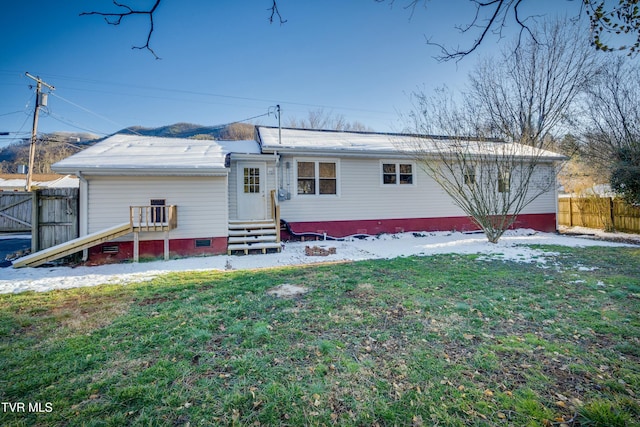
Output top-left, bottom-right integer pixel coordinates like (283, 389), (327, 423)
(86, 237), (228, 265)
(281, 213), (557, 239)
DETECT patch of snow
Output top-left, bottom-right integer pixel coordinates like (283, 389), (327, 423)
(560, 225), (640, 244)
(0, 229), (635, 295)
(0, 234), (31, 240)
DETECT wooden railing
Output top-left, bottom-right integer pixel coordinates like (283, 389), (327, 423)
(129, 205), (178, 232)
(270, 190), (281, 243)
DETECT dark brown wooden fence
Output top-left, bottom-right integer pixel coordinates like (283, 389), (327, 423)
(558, 197), (640, 233)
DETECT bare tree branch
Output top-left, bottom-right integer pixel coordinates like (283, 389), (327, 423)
(268, 0), (287, 24)
(81, 0), (162, 59)
(81, 0), (639, 61)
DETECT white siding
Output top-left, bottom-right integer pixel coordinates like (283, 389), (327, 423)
(86, 176), (228, 240)
(228, 160), (277, 220)
(278, 156), (557, 222)
(515, 163), (558, 214)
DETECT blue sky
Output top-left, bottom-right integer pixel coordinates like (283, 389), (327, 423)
(1, 1), (585, 147)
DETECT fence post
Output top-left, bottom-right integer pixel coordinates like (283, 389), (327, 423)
(31, 190), (40, 253)
(610, 197), (615, 231)
(569, 197), (573, 227)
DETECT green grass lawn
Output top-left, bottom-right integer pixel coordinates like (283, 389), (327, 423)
(1, 246), (639, 426)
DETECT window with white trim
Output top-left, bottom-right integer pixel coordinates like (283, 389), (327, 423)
(296, 160), (338, 195)
(382, 162), (414, 185)
(464, 166), (476, 186)
(498, 169), (511, 193)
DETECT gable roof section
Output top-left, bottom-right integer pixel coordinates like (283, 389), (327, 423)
(256, 127), (566, 161)
(53, 134), (261, 176)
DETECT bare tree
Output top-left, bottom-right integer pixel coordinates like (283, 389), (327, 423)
(583, 57), (640, 169)
(286, 108), (371, 131)
(466, 19), (597, 147)
(582, 57), (640, 203)
(405, 93), (562, 243)
(220, 122), (256, 140)
(404, 19), (596, 242)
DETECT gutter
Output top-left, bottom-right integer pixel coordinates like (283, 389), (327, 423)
(52, 168), (230, 177)
(260, 147), (567, 162)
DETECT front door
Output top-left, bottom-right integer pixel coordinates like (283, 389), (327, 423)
(237, 162), (267, 220)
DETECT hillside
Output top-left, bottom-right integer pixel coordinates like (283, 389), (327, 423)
(119, 122), (255, 140)
(0, 132), (100, 174)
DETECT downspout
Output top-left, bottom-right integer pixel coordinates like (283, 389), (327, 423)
(77, 171), (89, 261)
(274, 150), (280, 198)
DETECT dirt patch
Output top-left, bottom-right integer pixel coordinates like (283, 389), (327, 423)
(305, 245), (337, 256)
(267, 284), (309, 298)
(345, 283), (377, 302)
(51, 294), (131, 335)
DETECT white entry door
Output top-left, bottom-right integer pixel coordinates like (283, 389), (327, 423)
(237, 162), (267, 220)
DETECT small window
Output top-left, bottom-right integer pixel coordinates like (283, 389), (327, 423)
(383, 164), (397, 184)
(382, 162), (414, 185)
(319, 162), (337, 194)
(464, 166), (476, 186)
(150, 199), (166, 223)
(399, 164), (413, 184)
(243, 167), (260, 194)
(297, 161), (316, 195)
(297, 160), (337, 195)
(498, 170), (510, 193)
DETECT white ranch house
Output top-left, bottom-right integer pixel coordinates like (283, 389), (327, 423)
(49, 126), (564, 264)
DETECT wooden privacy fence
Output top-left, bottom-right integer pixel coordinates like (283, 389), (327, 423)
(558, 197), (640, 233)
(32, 188), (79, 252)
(0, 188), (79, 250)
(0, 192), (32, 232)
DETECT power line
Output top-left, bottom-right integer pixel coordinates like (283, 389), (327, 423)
(49, 92), (129, 131)
(46, 112), (110, 136)
(0, 111), (26, 117)
(20, 72), (394, 116)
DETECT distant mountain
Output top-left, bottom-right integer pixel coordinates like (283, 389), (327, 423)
(118, 122), (254, 140)
(0, 132), (101, 174)
(0, 123), (256, 174)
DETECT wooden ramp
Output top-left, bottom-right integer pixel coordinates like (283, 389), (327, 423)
(12, 222), (132, 268)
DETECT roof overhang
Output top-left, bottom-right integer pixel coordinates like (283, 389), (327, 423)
(256, 126), (567, 162)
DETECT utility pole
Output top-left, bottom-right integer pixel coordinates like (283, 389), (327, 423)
(25, 72), (55, 191)
(277, 104), (281, 145)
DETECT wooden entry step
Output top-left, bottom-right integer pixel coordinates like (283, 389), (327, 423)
(227, 220), (281, 255)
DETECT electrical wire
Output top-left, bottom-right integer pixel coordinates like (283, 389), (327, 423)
(24, 72), (393, 117)
(0, 100), (34, 147)
(45, 111), (110, 136)
(0, 111), (26, 117)
(49, 92), (129, 131)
